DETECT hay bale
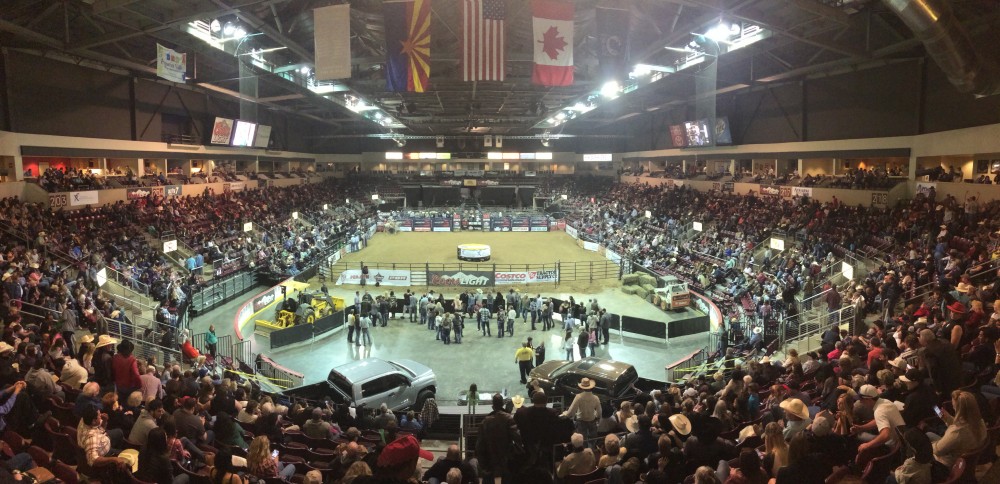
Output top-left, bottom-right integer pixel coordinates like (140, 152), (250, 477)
(621, 286), (637, 295)
(638, 274), (657, 286)
(622, 274), (640, 286)
(641, 283), (656, 294)
(635, 287), (649, 299)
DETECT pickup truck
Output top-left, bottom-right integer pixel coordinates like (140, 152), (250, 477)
(283, 358), (437, 411)
(527, 357), (663, 405)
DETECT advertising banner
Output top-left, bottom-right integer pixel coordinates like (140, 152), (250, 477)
(126, 188), (155, 200)
(164, 185), (182, 197)
(412, 217), (432, 232)
(453, 213), (462, 230)
(494, 270), (559, 285)
(566, 225), (579, 239)
(70, 191), (99, 206)
(336, 269), (412, 286)
(427, 271), (494, 287)
(398, 218), (413, 232)
(511, 215), (530, 232)
(156, 43), (187, 83)
(760, 185), (781, 196)
(722, 182), (734, 193)
(491, 216), (511, 232)
(916, 182), (936, 197)
(252, 286), (282, 313)
(223, 182), (245, 192)
(792, 187), (812, 198)
(432, 217), (452, 232)
(482, 212), (491, 231)
(605, 248), (622, 265)
(583, 241), (600, 252)
(530, 216), (549, 232)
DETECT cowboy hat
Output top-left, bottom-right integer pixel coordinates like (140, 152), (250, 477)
(511, 395), (524, 409)
(578, 378), (596, 390)
(79, 334), (94, 344)
(119, 449), (139, 473)
(760, 356), (770, 364)
(780, 398), (810, 421)
(889, 357), (908, 371)
(947, 301), (967, 314)
(668, 414), (692, 436)
(736, 425), (757, 444)
(95, 334), (118, 349)
(955, 282), (973, 293)
(0, 342), (13, 354)
(752, 327), (762, 335)
(858, 384), (879, 399)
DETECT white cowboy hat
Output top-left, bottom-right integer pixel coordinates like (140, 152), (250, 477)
(736, 425), (757, 444)
(752, 327), (762, 335)
(668, 414), (692, 436)
(511, 395), (524, 409)
(780, 398), (810, 421)
(578, 378), (596, 390)
(78, 334), (95, 344)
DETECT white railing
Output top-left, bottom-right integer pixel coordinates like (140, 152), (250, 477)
(780, 305), (856, 350)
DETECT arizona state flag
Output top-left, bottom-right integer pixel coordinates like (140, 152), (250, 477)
(532, 0), (574, 86)
(384, 0), (431, 92)
(596, 6), (629, 82)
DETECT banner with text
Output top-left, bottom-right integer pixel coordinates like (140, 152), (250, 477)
(566, 225), (579, 239)
(336, 269), (412, 286)
(792, 187), (812, 198)
(494, 270), (559, 285)
(70, 191), (99, 206)
(427, 270), (494, 286)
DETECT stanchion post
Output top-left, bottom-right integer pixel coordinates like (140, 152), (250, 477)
(590, 261), (593, 282)
(557, 261), (561, 287)
(425, 263), (430, 287)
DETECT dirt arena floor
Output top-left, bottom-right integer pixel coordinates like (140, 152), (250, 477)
(336, 231), (618, 294)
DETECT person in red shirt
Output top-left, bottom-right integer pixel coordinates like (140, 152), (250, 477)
(866, 337), (884, 368)
(112, 340), (142, 402)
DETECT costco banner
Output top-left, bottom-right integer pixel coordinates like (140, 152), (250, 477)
(495, 270), (559, 285)
(427, 271), (494, 286)
(336, 269), (412, 286)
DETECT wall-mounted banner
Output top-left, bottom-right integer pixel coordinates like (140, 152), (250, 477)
(163, 240), (178, 253)
(566, 225), (579, 239)
(70, 191), (99, 206)
(582, 241), (600, 252)
(126, 187), (156, 200)
(427, 271), (494, 286)
(605, 248), (622, 265)
(336, 269), (412, 286)
(722, 182), (734, 192)
(494, 270), (559, 285)
(164, 185), (182, 197)
(916, 182), (936, 197)
(792, 187), (812, 198)
(156, 43), (187, 83)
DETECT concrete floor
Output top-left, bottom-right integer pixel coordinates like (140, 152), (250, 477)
(189, 279), (709, 403)
(188, 231), (711, 401)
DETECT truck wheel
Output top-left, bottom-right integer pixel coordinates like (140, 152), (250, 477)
(414, 390), (434, 411)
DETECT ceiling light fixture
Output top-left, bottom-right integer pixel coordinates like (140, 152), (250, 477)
(600, 81), (620, 99)
(210, 19), (222, 33)
(222, 22), (236, 37)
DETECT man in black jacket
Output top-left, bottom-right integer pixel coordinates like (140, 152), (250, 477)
(422, 444), (477, 484)
(514, 391), (563, 466)
(476, 394), (522, 484)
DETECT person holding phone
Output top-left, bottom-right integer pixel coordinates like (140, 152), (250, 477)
(247, 435), (296, 480)
(927, 391), (988, 480)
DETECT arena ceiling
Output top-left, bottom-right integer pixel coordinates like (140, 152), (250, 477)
(0, 0), (998, 139)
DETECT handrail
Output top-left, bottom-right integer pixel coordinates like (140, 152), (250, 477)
(780, 305), (856, 350)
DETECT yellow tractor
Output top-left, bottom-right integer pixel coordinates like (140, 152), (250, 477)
(255, 291), (345, 331)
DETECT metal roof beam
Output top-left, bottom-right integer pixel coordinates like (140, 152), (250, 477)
(91, 0), (144, 15)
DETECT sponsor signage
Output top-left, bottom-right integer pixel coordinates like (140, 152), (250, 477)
(243, 222), (253, 232)
(511, 216), (530, 232)
(770, 238), (785, 251)
(491, 216), (511, 232)
(126, 187), (157, 200)
(432, 217), (452, 232)
(453, 213), (462, 230)
(792, 187), (812, 198)
(252, 287), (281, 313)
(398, 218), (413, 232)
(70, 190), (99, 206)
(566, 225), (579, 239)
(530, 216), (549, 232)
(722, 182), (734, 192)
(760, 185), (781, 196)
(164, 185), (182, 197)
(336, 269), (412, 286)
(916, 182), (936, 197)
(671, 292), (691, 308)
(49, 193), (68, 208)
(223, 182), (245, 192)
(163, 240), (178, 253)
(95, 268), (107, 287)
(605, 249), (622, 265)
(428, 271), (494, 286)
(494, 270), (559, 285)
(583, 241), (600, 252)
(412, 217), (432, 232)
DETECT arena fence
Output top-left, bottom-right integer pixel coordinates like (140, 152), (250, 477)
(329, 260), (623, 287)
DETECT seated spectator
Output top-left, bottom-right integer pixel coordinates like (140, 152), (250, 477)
(762, 422), (787, 477)
(725, 449), (767, 484)
(775, 433), (829, 484)
(247, 435), (295, 480)
(598, 433), (623, 468)
(135, 427), (185, 484)
(891, 427), (933, 484)
(74, 381), (103, 418)
(302, 407), (338, 440)
(214, 411), (248, 450)
(353, 435), (434, 484)
(556, 432), (596, 478)
(422, 444), (476, 484)
(129, 398), (164, 446)
(209, 448), (249, 484)
(929, 390), (988, 480)
(77, 404), (128, 471)
(237, 400), (260, 425)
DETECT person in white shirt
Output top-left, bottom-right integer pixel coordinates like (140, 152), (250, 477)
(561, 378), (602, 442)
(853, 384), (905, 453)
(507, 308), (517, 336)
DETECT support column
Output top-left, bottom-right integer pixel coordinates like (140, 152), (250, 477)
(682, 159), (687, 175)
(137, 159), (145, 177)
(832, 159), (838, 176)
(12, 155), (24, 181)
(797, 159), (804, 176)
(729, 159), (735, 176)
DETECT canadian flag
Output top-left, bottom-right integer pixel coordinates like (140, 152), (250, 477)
(531, 0), (573, 86)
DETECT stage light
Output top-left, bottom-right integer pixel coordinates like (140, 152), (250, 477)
(705, 22), (731, 42)
(223, 22), (235, 36)
(299, 66), (310, 74)
(210, 19), (222, 33)
(233, 27), (247, 39)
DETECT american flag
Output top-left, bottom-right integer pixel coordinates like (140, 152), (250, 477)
(463, 0), (505, 81)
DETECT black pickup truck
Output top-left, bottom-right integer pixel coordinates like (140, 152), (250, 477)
(527, 357), (665, 404)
